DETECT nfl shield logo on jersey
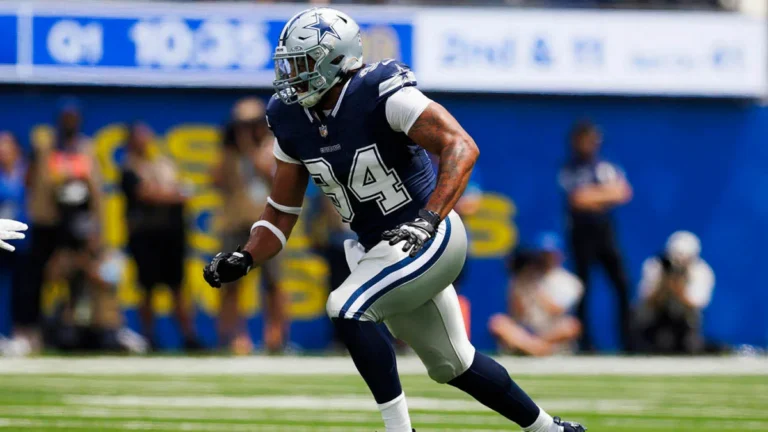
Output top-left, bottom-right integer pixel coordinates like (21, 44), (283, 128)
(319, 125), (329, 137)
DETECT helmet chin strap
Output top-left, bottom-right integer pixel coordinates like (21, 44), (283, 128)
(299, 76), (341, 108)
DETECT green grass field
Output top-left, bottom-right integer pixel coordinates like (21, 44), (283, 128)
(0, 357), (766, 431)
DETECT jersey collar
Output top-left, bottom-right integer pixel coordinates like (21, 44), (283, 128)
(330, 77), (352, 118)
(302, 76), (353, 124)
(303, 107), (314, 123)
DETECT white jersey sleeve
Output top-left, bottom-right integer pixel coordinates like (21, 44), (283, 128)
(385, 86), (432, 135)
(272, 138), (301, 165)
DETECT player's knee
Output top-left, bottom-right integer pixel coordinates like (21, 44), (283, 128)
(425, 365), (448, 384)
(427, 365), (459, 384)
(424, 343), (475, 384)
(426, 355), (474, 384)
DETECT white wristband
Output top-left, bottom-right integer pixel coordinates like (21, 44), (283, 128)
(267, 197), (302, 215)
(251, 220), (287, 249)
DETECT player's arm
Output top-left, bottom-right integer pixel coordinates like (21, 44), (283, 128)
(243, 159), (307, 263)
(380, 85), (478, 257)
(510, 280), (524, 318)
(86, 149), (105, 249)
(559, 164), (632, 212)
(408, 103), (479, 220)
(203, 158), (308, 288)
(569, 182), (632, 211)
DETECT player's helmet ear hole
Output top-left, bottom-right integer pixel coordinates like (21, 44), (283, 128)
(330, 55), (345, 66)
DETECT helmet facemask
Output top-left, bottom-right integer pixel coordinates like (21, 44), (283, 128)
(273, 44), (341, 108)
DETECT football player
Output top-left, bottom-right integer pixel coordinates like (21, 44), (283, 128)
(0, 219), (27, 252)
(204, 8), (586, 432)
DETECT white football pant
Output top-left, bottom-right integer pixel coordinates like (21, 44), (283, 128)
(327, 210), (476, 383)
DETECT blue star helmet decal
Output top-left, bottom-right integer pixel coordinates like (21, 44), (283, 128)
(303, 13), (341, 43)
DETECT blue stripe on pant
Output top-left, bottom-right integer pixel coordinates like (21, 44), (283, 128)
(339, 218), (453, 320)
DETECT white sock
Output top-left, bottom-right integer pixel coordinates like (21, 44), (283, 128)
(377, 392), (412, 432)
(522, 407), (557, 432)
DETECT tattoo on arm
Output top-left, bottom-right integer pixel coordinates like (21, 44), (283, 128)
(408, 103), (479, 220)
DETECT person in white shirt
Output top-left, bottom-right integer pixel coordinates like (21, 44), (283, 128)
(634, 231), (715, 354)
(0, 219), (26, 252)
(489, 232), (583, 357)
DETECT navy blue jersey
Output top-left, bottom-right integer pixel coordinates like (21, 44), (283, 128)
(559, 157), (626, 227)
(267, 60), (436, 249)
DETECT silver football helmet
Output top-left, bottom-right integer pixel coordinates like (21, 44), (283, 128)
(273, 8), (364, 108)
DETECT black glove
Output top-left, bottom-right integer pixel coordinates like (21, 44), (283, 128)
(382, 210), (440, 257)
(203, 247), (253, 288)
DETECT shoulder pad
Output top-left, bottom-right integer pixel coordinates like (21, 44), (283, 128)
(265, 93), (303, 138)
(357, 59), (418, 100)
(265, 94), (283, 129)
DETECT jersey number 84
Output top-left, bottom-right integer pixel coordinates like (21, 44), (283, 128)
(305, 143), (412, 222)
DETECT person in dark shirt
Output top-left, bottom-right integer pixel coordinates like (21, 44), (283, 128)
(558, 120), (633, 353)
(120, 122), (200, 351)
(25, 100), (103, 353)
(634, 231), (715, 354)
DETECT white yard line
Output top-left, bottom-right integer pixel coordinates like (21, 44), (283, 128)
(0, 406), (509, 426)
(0, 406), (384, 423)
(64, 394), (648, 414)
(63, 394), (485, 411)
(0, 356), (766, 376)
(20, 403), (768, 425)
(0, 418), (363, 431)
(10, 375), (766, 400)
(0, 414), (760, 432)
(0, 375), (220, 392)
(0, 417), (522, 432)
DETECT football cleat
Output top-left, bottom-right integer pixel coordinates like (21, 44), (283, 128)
(554, 416), (587, 432)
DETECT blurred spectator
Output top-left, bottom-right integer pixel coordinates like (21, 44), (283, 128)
(24, 99), (103, 353)
(212, 97), (288, 354)
(489, 232), (583, 356)
(559, 120), (633, 352)
(48, 247), (148, 354)
(0, 133), (27, 237)
(0, 133), (29, 344)
(90, 249), (149, 354)
(121, 121), (200, 351)
(633, 231), (716, 354)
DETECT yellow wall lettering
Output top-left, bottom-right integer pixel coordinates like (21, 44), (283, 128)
(465, 193), (518, 258)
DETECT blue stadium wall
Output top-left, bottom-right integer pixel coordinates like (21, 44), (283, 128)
(1, 85), (766, 352)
